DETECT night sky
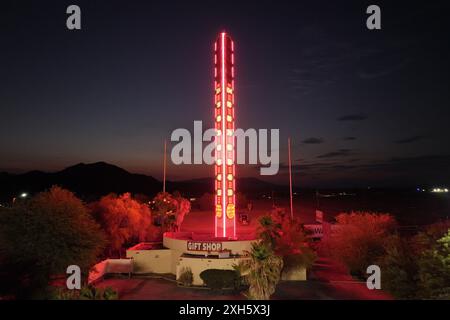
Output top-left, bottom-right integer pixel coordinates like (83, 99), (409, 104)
(1, 0), (449, 187)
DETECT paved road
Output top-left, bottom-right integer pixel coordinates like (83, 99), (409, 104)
(98, 276), (244, 300)
(98, 258), (392, 300)
(273, 258), (392, 300)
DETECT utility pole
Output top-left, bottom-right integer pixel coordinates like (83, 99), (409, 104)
(271, 190), (275, 208)
(288, 137), (294, 220)
(163, 139), (167, 193)
(316, 190), (320, 209)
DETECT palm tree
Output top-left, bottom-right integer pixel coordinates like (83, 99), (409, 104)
(257, 214), (281, 248)
(239, 242), (283, 300)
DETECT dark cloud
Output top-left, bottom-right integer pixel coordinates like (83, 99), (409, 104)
(276, 154), (450, 187)
(337, 114), (368, 121)
(358, 58), (413, 80)
(343, 136), (356, 141)
(395, 135), (425, 144)
(287, 24), (375, 96)
(279, 161), (340, 172)
(302, 137), (324, 144)
(317, 149), (354, 159)
(344, 156), (449, 179)
(384, 154), (449, 168)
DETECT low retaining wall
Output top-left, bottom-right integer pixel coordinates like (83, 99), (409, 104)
(126, 248), (172, 274)
(88, 259), (133, 284)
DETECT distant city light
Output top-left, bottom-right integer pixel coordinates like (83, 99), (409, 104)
(431, 188), (449, 193)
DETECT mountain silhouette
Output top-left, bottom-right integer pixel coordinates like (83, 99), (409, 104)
(0, 162), (285, 202)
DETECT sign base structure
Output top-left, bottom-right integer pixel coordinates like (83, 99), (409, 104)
(126, 232), (260, 286)
(127, 232), (308, 285)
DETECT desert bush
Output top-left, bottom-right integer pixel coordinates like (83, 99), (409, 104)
(0, 186), (105, 299)
(80, 285), (118, 300)
(178, 267), (194, 287)
(90, 193), (157, 257)
(151, 192), (191, 232)
(378, 222), (450, 299)
(324, 212), (396, 277)
(258, 208), (315, 273)
(199, 269), (239, 290)
(417, 229), (450, 299)
(379, 235), (419, 299)
(53, 285), (118, 300)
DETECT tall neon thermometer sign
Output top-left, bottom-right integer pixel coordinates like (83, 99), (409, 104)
(214, 32), (236, 238)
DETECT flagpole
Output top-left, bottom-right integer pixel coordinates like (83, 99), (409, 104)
(288, 137), (294, 220)
(163, 139), (167, 193)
